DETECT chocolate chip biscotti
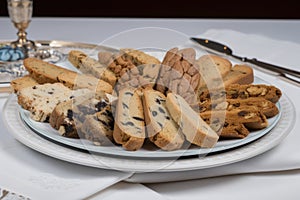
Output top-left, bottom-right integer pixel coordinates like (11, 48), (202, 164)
(18, 83), (91, 122)
(49, 95), (108, 138)
(142, 89), (185, 151)
(113, 87), (146, 151)
(81, 104), (114, 146)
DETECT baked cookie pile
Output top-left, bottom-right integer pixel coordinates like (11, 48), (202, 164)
(11, 47), (282, 151)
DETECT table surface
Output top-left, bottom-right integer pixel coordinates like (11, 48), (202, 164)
(1, 17), (300, 200)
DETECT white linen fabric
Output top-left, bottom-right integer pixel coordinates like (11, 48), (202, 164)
(0, 100), (132, 200)
(1, 28), (300, 200)
(145, 29), (300, 181)
(145, 29), (300, 199)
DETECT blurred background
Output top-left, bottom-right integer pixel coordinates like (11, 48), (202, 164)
(0, 0), (299, 18)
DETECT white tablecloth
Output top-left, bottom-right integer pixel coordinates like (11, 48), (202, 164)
(1, 17), (300, 200)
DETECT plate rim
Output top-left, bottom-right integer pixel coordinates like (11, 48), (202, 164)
(2, 92), (295, 172)
(18, 99), (282, 158)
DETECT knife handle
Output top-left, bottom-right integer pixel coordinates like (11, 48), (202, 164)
(244, 57), (300, 79)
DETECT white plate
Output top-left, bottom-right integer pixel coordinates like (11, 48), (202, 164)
(2, 92), (295, 173)
(6, 41), (282, 158)
(18, 95), (281, 158)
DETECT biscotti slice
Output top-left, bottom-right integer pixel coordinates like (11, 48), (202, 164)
(195, 97), (279, 118)
(81, 105), (114, 146)
(166, 92), (219, 148)
(49, 100), (79, 138)
(197, 54), (232, 88)
(113, 87), (145, 151)
(10, 75), (39, 93)
(18, 83), (91, 122)
(199, 84), (282, 104)
(120, 48), (161, 66)
(50, 96), (109, 138)
(142, 89), (185, 151)
(24, 57), (113, 95)
(197, 64), (254, 98)
(156, 47), (200, 104)
(226, 84), (282, 103)
(220, 122), (250, 139)
(199, 110), (250, 139)
(68, 50), (117, 86)
(23, 57), (77, 84)
(120, 48), (161, 87)
(200, 108), (268, 130)
(222, 64), (254, 86)
(57, 73), (113, 95)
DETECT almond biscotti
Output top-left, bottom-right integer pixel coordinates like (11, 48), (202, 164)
(113, 87), (146, 151)
(200, 108), (268, 131)
(68, 50), (117, 86)
(194, 97), (279, 118)
(199, 84), (282, 103)
(166, 92), (219, 148)
(142, 89), (185, 151)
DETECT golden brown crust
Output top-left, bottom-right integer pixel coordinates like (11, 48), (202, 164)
(68, 50), (117, 86)
(194, 97), (279, 118)
(142, 89), (185, 151)
(166, 92), (219, 148)
(113, 87), (145, 151)
(10, 75), (39, 93)
(199, 84), (282, 103)
(223, 64), (254, 86)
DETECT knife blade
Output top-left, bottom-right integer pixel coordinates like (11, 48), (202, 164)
(191, 37), (300, 86)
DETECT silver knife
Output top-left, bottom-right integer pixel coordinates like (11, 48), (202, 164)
(191, 37), (300, 86)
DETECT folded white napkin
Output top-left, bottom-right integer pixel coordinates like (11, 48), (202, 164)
(137, 29), (300, 182)
(0, 100), (132, 200)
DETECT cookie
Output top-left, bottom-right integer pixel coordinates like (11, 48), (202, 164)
(113, 87), (145, 151)
(199, 84), (282, 103)
(166, 92), (219, 148)
(68, 50), (117, 86)
(142, 89), (185, 151)
(10, 75), (39, 93)
(156, 47), (200, 104)
(81, 105), (114, 146)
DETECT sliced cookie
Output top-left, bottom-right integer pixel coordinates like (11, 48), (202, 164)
(142, 89), (185, 151)
(81, 104), (114, 146)
(166, 92), (219, 148)
(113, 87), (146, 151)
(68, 50), (117, 86)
